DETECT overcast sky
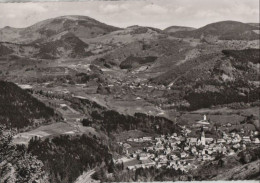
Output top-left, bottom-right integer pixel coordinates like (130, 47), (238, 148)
(0, 0), (259, 29)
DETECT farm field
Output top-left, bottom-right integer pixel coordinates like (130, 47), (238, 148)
(13, 122), (99, 144)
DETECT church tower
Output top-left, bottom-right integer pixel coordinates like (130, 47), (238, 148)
(200, 127), (206, 146)
(203, 114), (207, 121)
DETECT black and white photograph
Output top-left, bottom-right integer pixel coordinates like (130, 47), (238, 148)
(0, 0), (259, 182)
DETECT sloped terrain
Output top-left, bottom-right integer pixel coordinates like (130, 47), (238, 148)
(247, 23), (260, 28)
(0, 15), (120, 44)
(0, 80), (57, 129)
(164, 26), (196, 33)
(211, 147), (260, 180)
(28, 134), (114, 183)
(0, 42), (37, 57)
(85, 25), (163, 46)
(151, 48), (259, 110)
(120, 56), (157, 69)
(35, 32), (91, 59)
(222, 49), (260, 64)
(94, 36), (191, 70)
(211, 160), (260, 180)
(0, 32), (91, 59)
(0, 15), (259, 183)
(0, 17), (259, 112)
(0, 16), (260, 183)
(0, 15), (121, 59)
(0, 125), (49, 183)
(172, 21), (259, 40)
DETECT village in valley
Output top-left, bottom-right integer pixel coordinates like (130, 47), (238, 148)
(13, 70), (260, 177)
(115, 115), (260, 172)
(0, 0), (260, 181)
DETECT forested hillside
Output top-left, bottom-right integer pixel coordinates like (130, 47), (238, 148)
(0, 80), (58, 129)
(28, 134), (114, 183)
(0, 125), (49, 183)
(90, 110), (181, 134)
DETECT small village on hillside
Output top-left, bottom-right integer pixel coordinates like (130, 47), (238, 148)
(115, 115), (260, 172)
(0, 1), (259, 182)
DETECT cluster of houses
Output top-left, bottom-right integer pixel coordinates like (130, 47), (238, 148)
(117, 115), (260, 172)
(127, 136), (153, 142)
(107, 76), (167, 95)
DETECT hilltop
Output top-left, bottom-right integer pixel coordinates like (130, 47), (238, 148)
(0, 15), (259, 183)
(164, 26), (196, 33)
(0, 15), (121, 59)
(172, 21), (259, 40)
(0, 17), (259, 111)
(0, 15), (120, 44)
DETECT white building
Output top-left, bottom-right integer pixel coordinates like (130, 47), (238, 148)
(200, 128), (206, 146)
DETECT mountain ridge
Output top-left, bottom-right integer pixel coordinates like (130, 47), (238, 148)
(164, 25), (196, 33)
(0, 15), (120, 44)
(171, 20), (259, 40)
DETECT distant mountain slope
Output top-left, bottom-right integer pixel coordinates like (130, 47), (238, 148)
(0, 80), (57, 129)
(35, 32), (91, 59)
(172, 21), (259, 40)
(84, 25), (164, 50)
(247, 23), (260, 28)
(0, 42), (38, 57)
(0, 43), (16, 56)
(164, 26), (196, 33)
(222, 49), (260, 64)
(119, 55), (157, 69)
(94, 37), (191, 69)
(151, 48), (259, 110)
(0, 15), (120, 44)
(0, 32), (92, 59)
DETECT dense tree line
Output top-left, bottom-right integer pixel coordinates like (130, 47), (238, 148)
(150, 48), (259, 111)
(185, 79), (260, 110)
(28, 134), (114, 183)
(238, 146), (260, 164)
(71, 96), (180, 135)
(88, 109), (181, 135)
(222, 49), (260, 65)
(0, 125), (48, 183)
(0, 81), (58, 129)
(100, 166), (190, 182)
